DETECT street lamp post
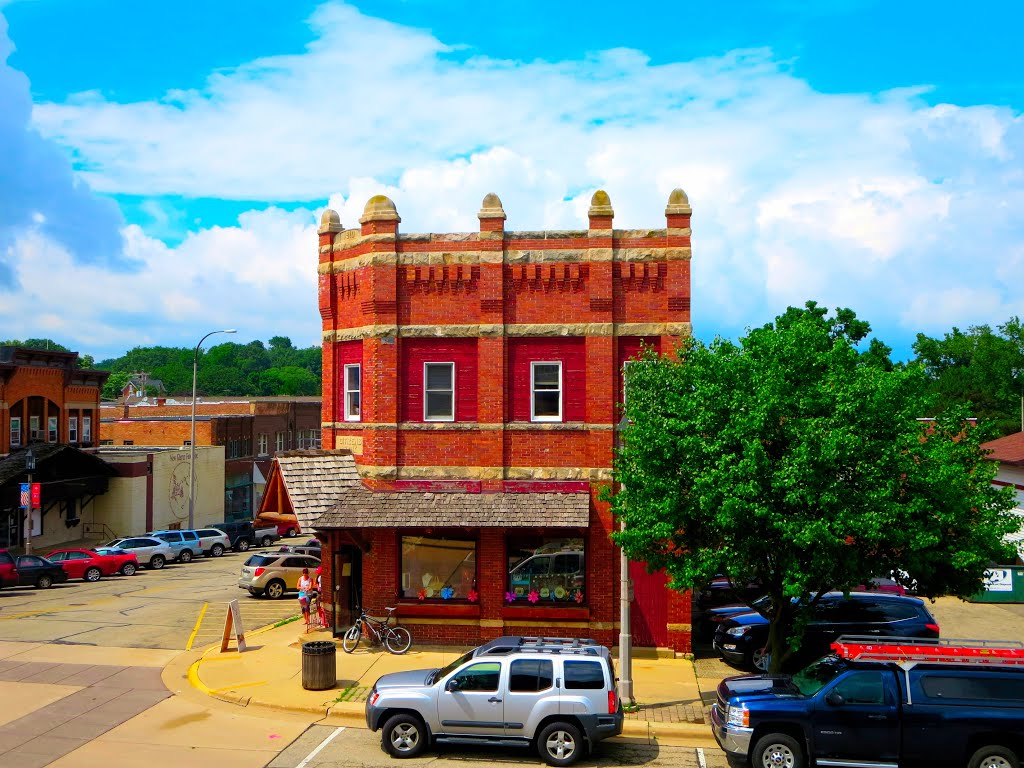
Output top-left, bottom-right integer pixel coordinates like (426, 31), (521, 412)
(188, 329), (236, 530)
(24, 448), (35, 555)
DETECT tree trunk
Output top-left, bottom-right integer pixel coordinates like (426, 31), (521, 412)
(767, 610), (791, 675)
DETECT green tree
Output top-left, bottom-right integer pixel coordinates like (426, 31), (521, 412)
(1, 338), (72, 352)
(101, 370), (132, 400)
(255, 366), (320, 396)
(610, 302), (1018, 673)
(913, 318), (1024, 436)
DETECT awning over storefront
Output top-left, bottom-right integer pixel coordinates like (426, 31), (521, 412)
(315, 488), (590, 529)
(256, 449), (362, 531)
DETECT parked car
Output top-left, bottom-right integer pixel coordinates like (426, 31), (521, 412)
(277, 539), (321, 558)
(48, 548), (139, 579)
(712, 636), (1024, 768)
(366, 636), (623, 765)
(13, 555), (68, 589)
(0, 550), (17, 589)
(212, 520), (279, 552)
(238, 552), (320, 599)
(714, 592), (940, 671)
(195, 528), (232, 557)
(695, 575), (765, 613)
(277, 521), (301, 538)
(146, 529), (201, 562)
(101, 537), (177, 570)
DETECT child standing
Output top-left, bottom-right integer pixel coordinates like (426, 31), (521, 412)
(298, 568), (313, 626)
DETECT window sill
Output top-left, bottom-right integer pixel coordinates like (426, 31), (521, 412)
(396, 602), (481, 618)
(501, 605), (590, 621)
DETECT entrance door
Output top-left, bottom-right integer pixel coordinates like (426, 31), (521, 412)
(629, 561), (669, 647)
(332, 546), (362, 636)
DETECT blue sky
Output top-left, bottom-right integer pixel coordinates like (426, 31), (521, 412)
(0, 0), (1021, 360)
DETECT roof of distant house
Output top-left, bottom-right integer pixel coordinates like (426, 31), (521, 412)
(982, 431), (1024, 466)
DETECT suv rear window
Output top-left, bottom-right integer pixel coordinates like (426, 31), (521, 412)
(0, 552), (12, 565)
(563, 660), (605, 689)
(197, 530), (221, 537)
(245, 555), (277, 567)
(510, 659), (554, 692)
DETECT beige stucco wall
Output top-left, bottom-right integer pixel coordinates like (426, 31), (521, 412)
(152, 447), (225, 530)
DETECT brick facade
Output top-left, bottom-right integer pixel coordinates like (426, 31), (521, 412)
(314, 189), (693, 652)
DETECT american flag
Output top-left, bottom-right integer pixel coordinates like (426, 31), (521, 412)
(20, 484), (29, 508)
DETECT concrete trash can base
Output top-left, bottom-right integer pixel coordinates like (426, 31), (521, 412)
(302, 640), (337, 690)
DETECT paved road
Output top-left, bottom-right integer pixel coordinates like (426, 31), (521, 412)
(269, 725), (728, 768)
(0, 546), (300, 649)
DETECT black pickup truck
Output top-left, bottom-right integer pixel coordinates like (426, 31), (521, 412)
(210, 520), (279, 552)
(712, 636), (1024, 768)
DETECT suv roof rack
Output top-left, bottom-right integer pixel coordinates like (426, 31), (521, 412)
(832, 635), (1024, 667)
(477, 636), (604, 656)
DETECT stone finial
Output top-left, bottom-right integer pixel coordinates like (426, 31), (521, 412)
(665, 188), (692, 216)
(359, 195), (401, 224)
(477, 192), (507, 220)
(588, 190), (614, 218)
(318, 208), (343, 235)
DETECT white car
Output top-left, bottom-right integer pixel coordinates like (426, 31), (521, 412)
(101, 537), (177, 570)
(195, 528), (232, 557)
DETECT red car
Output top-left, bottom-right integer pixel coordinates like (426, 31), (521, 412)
(0, 550), (18, 588)
(47, 548), (139, 580)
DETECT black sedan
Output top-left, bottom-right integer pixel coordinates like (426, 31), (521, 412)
(713, 591), (939, 671)
(15, 555), (69, 589)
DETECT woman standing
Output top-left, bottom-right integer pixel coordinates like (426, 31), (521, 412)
(298, 568), (313, 626)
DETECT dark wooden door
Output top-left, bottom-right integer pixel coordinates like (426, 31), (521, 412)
(630, 561), (669, 647)
(332, 546), (361, 636)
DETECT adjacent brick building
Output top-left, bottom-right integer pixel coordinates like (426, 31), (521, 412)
(312, 189), (694, 652)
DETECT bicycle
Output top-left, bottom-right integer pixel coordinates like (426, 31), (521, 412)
(342, 606), (412, 654)
(306, 590), (328, 633)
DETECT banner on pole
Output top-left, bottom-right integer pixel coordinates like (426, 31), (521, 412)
(30, 483), (41, 508)
(19, 484), (29, 509)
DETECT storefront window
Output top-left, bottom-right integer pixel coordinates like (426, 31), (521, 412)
(401, 535), (476, 600)
(507, 536), (585, 603)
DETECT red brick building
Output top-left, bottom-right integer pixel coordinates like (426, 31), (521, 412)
(313, 189), (694, 652)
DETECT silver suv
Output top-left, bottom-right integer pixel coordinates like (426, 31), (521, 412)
(195, 528), (232, 557)
(366, 636), (623, 766)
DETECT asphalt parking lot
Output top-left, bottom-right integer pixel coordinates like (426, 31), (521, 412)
(0, 544), (301, 649)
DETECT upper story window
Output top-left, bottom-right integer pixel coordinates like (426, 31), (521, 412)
(424, 363), (455, 422)
(275, 432), (285, 452)
(10, 417), (21, 448)
(82, 416), (92, 442)
(344, 364), (361, 421)
(47, 416), (58, 443)
(68, 416), (78, 443)
(30, 415), (41, 441)
(531, 362), (562, 422)
(258, 433), (269, 456)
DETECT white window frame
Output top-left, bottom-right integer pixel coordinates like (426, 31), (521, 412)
(30, 415), (40, 441)
(69, 416), (78, 443)
(47, 416), (58, 443)
(344, 364), (361, 422)
(275, 432), (285, 452)
(10, 417), (21, 447)
(530, 361), (563, 422)
(423, 362), (455, 422)
(82, 416), (91, 442)
(258, 433), (268, 456)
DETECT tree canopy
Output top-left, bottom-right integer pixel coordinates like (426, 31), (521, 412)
(610, 302), (1018, 673)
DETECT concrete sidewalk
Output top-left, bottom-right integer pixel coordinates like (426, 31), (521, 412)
(178, 620), (716, 748)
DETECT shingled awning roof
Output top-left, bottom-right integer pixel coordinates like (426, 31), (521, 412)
(983, 431), (1024, 466)
(315, 488), (590, 529)
(268, 450), (362, 531)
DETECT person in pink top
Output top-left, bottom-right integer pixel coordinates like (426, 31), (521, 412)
(298, 568), (313, 626)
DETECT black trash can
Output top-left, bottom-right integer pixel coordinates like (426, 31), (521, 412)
(302, 640), (337, 690)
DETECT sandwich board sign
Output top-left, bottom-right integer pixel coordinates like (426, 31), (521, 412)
(220, 599), (247, 652)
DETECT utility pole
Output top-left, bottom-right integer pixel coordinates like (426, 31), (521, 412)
(1014, 368), (1024, 433)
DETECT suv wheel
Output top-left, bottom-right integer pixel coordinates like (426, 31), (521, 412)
(969, 745), (1019, 768)
(149, 555), (166, 570)
(84, 567), (103, 582)
(382, 714), (425, 758)
(538, 722), (583, 767)
(210, 543), (225, 557)
(265, 579), (286, 600)
(236, 539), (250, 552)
(750, 646), (770, 672)
(752, 733), (804, 768)
(178, 549), (193, 563)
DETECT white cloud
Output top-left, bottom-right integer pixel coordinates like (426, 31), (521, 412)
(4, 1), (1023, 355)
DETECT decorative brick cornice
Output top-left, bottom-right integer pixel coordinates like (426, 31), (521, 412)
(323, 321), (692, 342)
(324, 421), (614, 431)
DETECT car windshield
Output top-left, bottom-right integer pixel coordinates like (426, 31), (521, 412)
(428, 649), (476, 685)
(790, 655), (849, 696)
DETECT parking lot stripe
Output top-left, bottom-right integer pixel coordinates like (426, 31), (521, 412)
(186, 603), (208, 650)
(295, 726), (345, 768)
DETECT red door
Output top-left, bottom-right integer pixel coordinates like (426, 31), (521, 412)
(630, 561), (669, 647)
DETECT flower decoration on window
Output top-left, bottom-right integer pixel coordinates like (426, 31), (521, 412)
(440, 586), (455, 600)
(467, 589), (478, 603)
(417, 588), (426, 601)
(528, 590), (540, 604)
(573, 590), (584, 604)
(505, 591), (517, 603)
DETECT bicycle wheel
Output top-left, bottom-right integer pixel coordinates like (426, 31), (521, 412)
(342, 624), (362, 653)
(385, 626), (413, 654)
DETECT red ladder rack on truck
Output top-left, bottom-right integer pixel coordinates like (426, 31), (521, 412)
(831, 635), (1024, 666)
